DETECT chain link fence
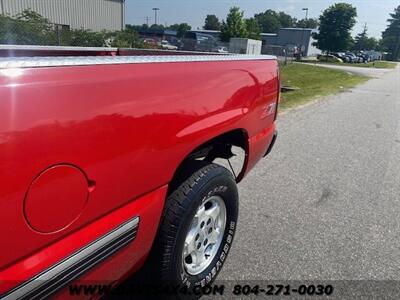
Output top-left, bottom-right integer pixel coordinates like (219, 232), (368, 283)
(0, 10), (143, 48)
(1, 9), (297, 59)
(262, 45), (295, 65)
(0, 10), (228, 53)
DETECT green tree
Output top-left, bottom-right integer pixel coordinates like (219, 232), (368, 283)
(0, 14), (18, 44)
(376, 39), (384, 51)
(296, 18), (319, 29)
(61, 29), (106, 47)
(245, 18), (261, 40)
(381, 5), (400, 61)
(254, 10), (280, 33)
(109, 29), (143, 48)
(204, 14), (221, 30)
(365, 37), (379, 50)
(168, 23), (191, 38)
(149, 24), (165, 30)
(313, 3), (357, 53)
(220, 7), (248, 42)
(0, 9), (56, 45)
(0, 10), (145, 48)
(254, 10), (296, 33)
(353, 26), (368, 51)
(17, 10), (57, 45)
(353, 26), (378, 51)
(277, 11), (296, 28)
(126, 24), (149, 31)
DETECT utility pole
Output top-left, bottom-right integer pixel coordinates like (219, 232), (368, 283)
(152, 8), (160, 25)
(0, 0), (4, 15)
(300, 8), (309, 58)
(303, 7), (309, 21)
(145, 16), (150, 26)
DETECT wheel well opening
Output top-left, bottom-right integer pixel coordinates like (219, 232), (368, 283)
(168, 129), (248, 195)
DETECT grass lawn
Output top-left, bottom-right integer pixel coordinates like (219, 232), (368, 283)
(279, 63), (370, 110)
(302, 60), (398, 69)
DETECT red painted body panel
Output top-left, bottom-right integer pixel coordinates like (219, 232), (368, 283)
(0, 58), (278, 295)
(24, 164), (91, 233)
(0, 185), (167, 295)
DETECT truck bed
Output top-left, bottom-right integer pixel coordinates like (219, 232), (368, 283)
(0, 44), (227, 57)
(0, 45), (274, 68)
(0, 45), (278, 298)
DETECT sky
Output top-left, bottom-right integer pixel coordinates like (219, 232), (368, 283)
(125, 0), (399, 38)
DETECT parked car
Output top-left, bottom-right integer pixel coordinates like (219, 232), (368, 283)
(357, 52), (371, 63)
(142, 38), (158, 49)
(353, 53), (369, 63)
(158, 40), (178, 50)
(0, 45), (279, 298)
(363, 50), (382, 61)
(317, 54), (343, 63)
(345, 53), (362, 63)
(213, 46), (229, 53)
(332, 52), (350, 63)
(180, 31), (217, 52)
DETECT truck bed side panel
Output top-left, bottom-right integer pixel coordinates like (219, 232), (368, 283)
(0, 59), (278, 290)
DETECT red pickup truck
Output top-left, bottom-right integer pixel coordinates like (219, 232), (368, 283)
(0, 46), (279, 298)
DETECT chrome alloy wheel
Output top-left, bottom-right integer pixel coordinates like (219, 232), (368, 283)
(182, 196), (227, 275)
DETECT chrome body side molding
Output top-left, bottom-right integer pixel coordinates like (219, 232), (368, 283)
(1, 217), (139, 300)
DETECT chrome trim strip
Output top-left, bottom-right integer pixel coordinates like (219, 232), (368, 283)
(1, 217), (139, 300)
(0, 54), (276, 69)
(0, 44), (119, 52)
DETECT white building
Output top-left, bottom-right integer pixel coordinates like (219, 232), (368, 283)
(0, 0), (125, 31)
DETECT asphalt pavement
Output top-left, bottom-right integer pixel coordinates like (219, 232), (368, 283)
(215, 65), (400, 295)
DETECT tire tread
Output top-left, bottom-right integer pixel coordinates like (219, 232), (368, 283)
(158, 163), (233, 277)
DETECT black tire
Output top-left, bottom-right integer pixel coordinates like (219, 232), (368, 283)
(153, 162), (238, 295)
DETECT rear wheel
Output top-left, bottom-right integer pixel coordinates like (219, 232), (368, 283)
(182, 195), (227, 276)
(154, 163), (238, 292)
